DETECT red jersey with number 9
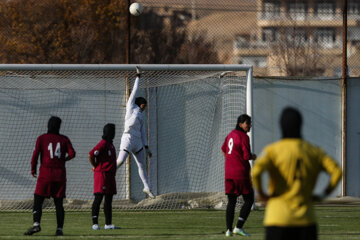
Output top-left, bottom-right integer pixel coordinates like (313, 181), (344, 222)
(222, 129), (252, 180)
(31, 133), (76, 182)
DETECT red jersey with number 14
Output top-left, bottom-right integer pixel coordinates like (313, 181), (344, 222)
(222, 129), (252, 180)
(31, 133), (76, 182)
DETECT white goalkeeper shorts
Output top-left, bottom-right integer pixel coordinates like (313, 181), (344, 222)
(120, 133), (143, 153)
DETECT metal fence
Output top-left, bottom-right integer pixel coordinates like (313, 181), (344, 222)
(0, 0), (359, 77)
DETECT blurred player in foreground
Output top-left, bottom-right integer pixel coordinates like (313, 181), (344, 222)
(24, 116), (76, 236)
(116, 67), (154, 199)
(89, 123), (119, 230)
(222, 114), (257, 237)
(252, 107), (342, 240)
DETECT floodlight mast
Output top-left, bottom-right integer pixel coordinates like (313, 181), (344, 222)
(126, 0), (132, 199)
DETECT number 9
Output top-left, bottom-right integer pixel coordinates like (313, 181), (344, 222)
(228, 138), (233, 154)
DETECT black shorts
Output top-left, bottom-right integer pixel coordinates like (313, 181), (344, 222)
(266, 225), (317, 240)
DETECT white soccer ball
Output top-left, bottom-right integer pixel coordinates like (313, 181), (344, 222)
(129, 3), (143, 16)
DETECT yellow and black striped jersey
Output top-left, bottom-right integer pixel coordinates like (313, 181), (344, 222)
(252, 138), (341, 226)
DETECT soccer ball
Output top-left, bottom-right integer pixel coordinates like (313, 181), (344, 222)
(129, 3), (143, 16)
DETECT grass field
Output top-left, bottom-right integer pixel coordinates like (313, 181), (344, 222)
(1, 206), (360, 240)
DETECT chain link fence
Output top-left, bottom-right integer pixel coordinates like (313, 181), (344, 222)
(142, 0), (360, 77)
(0, 0), (359, 77)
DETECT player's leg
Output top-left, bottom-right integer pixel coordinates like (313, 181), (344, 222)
(233, 192), (254, 236)
(104, 194), (113, 225)
(24, 194), (44, 235)
(91, 193), (104, 230)
(53, 197), (64, 236)
(33, 194), (45, 227)
(117, 134), (131, 168)
(266, 225), (317, 240)
(133, 149), (150, 189)
(103, 171), (119, 229)
(265, 226), (284, 240)
(133, 149), (154, 198)
(226, 194), (237, 236)
(103, 194), (119, 229)
(52, 181), (66, 236)
(116, 149), (129, 168)
(299, 225), (317, 240)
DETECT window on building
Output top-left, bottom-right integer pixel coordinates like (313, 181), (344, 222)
(288, 0), (307, 20)
(234, 36), (248, 49)
(262, 0), (281, 19)
(334, 67), (352, 77)
(315, 0), (336, 19)
(348, 1), (360, 16)
(294, 28), (307, 43)
(348, 27), (360, 41)
(314, 28), (336, 48)
(333, 67), (342, 77)
(286, 28), (308, 45)
(262, 28), (279, 42)
(241, 56), (267, 68)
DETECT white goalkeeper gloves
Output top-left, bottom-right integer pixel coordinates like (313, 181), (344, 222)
(136, 66), (142, 78)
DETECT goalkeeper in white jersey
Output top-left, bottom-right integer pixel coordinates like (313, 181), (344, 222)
(116, 67), (154, 199)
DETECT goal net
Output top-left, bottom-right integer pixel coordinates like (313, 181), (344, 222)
(0, 64), (253, 211)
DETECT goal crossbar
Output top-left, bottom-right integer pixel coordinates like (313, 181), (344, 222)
(0, 64), (253, 72)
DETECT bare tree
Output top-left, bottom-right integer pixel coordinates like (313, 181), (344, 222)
(269, 26), (332, 76)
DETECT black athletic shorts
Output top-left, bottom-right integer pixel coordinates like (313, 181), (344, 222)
(266, 225), (317, 240)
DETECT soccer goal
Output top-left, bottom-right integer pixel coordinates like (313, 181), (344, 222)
(0, 64), (253, 211)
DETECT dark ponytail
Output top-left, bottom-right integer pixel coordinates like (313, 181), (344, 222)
(235, 114), (251, 130)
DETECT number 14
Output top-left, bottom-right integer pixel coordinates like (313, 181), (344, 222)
(48, 142), (61, 159)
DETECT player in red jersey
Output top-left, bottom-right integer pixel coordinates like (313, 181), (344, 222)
(24, 116), (76, 236)
(221, 114), (256, 237)
(89, 123), (119, 230)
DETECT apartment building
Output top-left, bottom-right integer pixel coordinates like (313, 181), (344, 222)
(233, 0), (360, 76)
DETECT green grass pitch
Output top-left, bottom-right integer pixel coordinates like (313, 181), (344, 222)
(0, 206), (359, 239)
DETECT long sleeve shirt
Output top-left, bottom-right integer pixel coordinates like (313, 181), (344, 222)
(123, 76), (147, 146)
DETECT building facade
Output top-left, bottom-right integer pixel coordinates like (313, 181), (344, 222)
(233, 0), (360, 76)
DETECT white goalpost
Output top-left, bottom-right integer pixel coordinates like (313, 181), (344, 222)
(0, 64), (253, 210)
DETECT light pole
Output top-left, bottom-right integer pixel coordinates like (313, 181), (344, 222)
(126, 0), (131, 65)
(341, 0), (348, 197)
(125, 0), (131, 200)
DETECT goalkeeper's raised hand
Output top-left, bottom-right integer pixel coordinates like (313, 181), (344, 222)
(136, 66), (142, 78)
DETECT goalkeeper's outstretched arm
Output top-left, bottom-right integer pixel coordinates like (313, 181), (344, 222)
(125, 70), (141, 113)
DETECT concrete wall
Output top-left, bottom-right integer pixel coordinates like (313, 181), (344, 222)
(252, 78), (343, 197)
(346, 77), (360, 197)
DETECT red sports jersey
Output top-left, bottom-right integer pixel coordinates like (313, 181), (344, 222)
(89, 139), (116, 173)
(31, 133), (76, 182)
(222, 129), (252, 180)
(89, 139), (117, 194)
